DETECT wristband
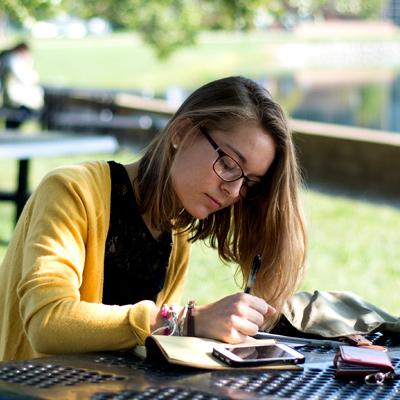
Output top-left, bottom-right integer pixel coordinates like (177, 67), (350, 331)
(187, 300), (196, 337)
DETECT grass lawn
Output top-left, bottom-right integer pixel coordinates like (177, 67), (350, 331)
(1, 152), (399, 315)
(31, 30), (400, 94)
(32, 32), (280, 93)
(183, 190), (400, 314)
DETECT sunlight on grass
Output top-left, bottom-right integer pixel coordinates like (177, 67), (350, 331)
(33, 32), (275, 92)
(182, 241), (239, 305)
(184, 190), (400, 314)
(301, 191), (400, 313)
(32, 31), (400, 94)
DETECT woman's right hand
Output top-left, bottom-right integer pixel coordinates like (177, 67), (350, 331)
(193, 293), (276, 343)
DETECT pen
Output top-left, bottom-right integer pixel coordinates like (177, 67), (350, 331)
(244, 254), (261, 294)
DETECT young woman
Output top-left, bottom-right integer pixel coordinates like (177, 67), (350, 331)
(0, 76), (306, 361)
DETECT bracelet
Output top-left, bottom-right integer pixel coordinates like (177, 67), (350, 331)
(187, 300), (196, 337)
(151, 304), (179, 336)
(161, 304), (171, 335)
(168, 305), (179, 336)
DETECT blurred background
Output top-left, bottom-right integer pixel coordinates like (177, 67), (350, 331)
(1, 0), (400, 313)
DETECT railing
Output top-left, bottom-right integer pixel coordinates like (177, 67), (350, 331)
(42, 86), (172, 146)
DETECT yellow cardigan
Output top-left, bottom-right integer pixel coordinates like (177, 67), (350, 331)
(0, 161), (190, 361)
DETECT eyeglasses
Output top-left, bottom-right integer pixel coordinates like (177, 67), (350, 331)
(199, 126), (262, 198)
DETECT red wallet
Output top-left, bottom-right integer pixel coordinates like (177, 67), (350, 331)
(334, 345), (394, 380)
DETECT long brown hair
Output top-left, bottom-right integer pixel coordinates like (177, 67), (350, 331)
(138, 76), (306, 329)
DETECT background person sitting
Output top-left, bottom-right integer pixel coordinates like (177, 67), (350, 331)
(0, 41), (44, 129)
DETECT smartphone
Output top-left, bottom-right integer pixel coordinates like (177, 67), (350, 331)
(212, 342), (305, 367)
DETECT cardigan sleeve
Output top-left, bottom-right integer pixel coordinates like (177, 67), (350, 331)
(16, 166), (166, 354)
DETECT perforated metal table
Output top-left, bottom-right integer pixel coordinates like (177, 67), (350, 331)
(0, 332), (399, 399)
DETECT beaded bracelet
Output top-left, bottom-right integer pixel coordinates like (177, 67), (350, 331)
(161, 304), (171, 335)
(151, 304), (179, 336)
(151, 302), (196, 336)
(167, 305), (179, 336)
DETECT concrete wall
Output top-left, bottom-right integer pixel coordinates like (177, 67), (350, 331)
(291, 119), (400, 200)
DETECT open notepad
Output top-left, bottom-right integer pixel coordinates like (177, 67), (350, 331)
(132, 335), (303, 371)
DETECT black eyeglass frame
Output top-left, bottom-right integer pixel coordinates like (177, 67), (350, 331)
(199, 126), (261, 197)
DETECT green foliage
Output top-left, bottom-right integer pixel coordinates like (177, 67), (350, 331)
(126, 0), (202, 59)
(1, 0), (55, 21)
(206, 0), (261, 30)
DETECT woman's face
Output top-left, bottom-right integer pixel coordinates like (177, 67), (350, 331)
(170, 123), (276, 220)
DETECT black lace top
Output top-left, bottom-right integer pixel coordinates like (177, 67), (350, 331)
(102, 161), (172, 306)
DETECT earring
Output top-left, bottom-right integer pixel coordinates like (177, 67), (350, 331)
(172, 143), (178, 149)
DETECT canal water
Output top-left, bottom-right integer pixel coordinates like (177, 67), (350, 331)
(166, 70), (400, 134)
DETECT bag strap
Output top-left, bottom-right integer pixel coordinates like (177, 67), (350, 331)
(344, 334), (387, 352)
